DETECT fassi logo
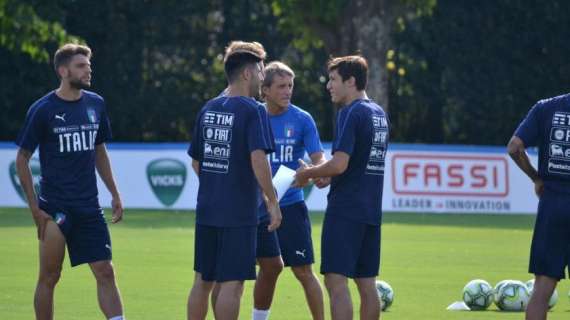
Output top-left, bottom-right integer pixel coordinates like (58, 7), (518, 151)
(391, 154), (509, 197)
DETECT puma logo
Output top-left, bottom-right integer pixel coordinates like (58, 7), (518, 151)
(55, 113), (66, 122)
(295, 249), (306, 258)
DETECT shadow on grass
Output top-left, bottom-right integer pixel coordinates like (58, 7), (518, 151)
(0, 208), (535, 230)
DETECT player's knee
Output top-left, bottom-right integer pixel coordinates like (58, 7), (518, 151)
(292, 265), (314, 282)
(324, 275), (347, 293)
(39, 268), (62, 287)
(93, 263), (116, 283)
(260, 258), (284, 276)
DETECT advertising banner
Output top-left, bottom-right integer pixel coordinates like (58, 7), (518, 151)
(0, 143), (539, 214)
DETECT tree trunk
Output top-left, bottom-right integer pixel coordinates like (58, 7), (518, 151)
(320, 0), (398, 111)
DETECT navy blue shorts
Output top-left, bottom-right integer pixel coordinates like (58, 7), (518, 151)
(194, 223), (257, 282)
(529, 190), (570, 280)
(321, 214), (381, 278)
(256, 217), (281, 258)
(276, 202), (315, 267)
(39, 199), (111, 267)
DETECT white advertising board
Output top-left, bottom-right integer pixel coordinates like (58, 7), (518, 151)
(0, 143), (539, 214)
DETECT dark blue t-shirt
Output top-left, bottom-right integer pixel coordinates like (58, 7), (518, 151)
(268, 104), (323, 206)
(514, 93), (570, 193)
(188, 96), (275, 227)
(15, 90), (112, 207)
(326, 99), (389, 225)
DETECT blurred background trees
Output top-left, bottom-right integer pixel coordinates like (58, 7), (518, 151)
(1, 0), (569, 144)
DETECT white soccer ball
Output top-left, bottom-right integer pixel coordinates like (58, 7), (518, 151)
(525, 279), (558, 309)
(495, 280), (530, 311)
(494, 279), (516, 303)
(462, 279), (494, 310)
(375, 280), (394, 311)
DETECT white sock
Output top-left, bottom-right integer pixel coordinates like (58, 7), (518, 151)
(252, 308), (270, 320)
(109, 316), (124, 320)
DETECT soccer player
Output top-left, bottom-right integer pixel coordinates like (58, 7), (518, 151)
(251, 61), (326, 320)
(295, 55), (389, 320)
(187, 41), (282, 320)
(15, 43), (125, 320)
(507, 94), (570, 320)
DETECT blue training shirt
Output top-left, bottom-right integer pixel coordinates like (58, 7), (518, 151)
(15, 90), (112, 207)
(268, 104), (323, 206)
(188, 96), (275, 227)
(326, 99), (389, 225)
(514, 93), (570, 194)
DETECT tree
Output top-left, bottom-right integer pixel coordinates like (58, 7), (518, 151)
(271, 0), (436, 110)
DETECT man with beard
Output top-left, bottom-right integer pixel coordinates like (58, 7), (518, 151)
(15, 43), (125, 320)
(187, 41), (282, 320)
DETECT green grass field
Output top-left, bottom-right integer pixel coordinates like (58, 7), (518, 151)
(1, 208), (569, 319)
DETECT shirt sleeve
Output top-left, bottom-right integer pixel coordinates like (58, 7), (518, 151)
(188, 110), (204, 161)
(302, 113), (324, 155)
(248, 105), (275, 154)
(514, 102), (541, 148)
(15, 104), (44, 152)
(95, 104), (112, 145)
(333, 108), (358, 155)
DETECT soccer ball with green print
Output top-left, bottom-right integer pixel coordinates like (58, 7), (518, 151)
(462, 279), (494, 310)
(495, 280), (530, 311)
(375, 280), (394, 311)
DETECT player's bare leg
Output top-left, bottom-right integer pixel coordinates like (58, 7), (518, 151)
(526, 275), (557, 320)
(254, 257), (284, 310)
(211, 282), (220, 319)
(89, 260), (124, 318)
(187, 272), (214, 320)
(215, 280), (244, 320)
(35, 221), (65, 320)
(354, 277), (380, 320)
(325, 273), (353, 320)
(291, 264), (324, 320)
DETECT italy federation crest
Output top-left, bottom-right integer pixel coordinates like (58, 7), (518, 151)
(284, 124), (295, 138)
(87, 108), (97, 123)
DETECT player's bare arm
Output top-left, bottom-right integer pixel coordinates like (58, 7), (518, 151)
(95, 144), (124, 223)
(309, 151), (330, 188)
(15, 148), (52, 240)
(251, 149), (282, 231)
(507, 136), (543, 196)
(294, 151), (350, 188)
(191, 159), (200, 176)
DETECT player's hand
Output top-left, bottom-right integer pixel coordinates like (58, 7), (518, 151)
(293, 159), (311, 188)
(533, 178), (544, 197)
(314, 177), (331, 189)
(266, 200), (282, 232)
(111, 196), (124, 224)
(31, 207), (52, 241)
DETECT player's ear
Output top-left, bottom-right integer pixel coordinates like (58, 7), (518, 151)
(242, 66), (251, 82)
(57, 65), (67, 79)
(346, 76), (356, 88)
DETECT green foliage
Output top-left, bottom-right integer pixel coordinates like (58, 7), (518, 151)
(0, 0), (80, 62)
(389, 0), (570, 144)
(2, 0), (570, 145)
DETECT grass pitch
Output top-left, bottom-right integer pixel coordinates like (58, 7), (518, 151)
(1, 208), (569, 319)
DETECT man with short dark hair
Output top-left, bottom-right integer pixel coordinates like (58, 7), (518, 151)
(296, 55), (389, 320)
(15, 43), (125, 320)
(187, 40), (281, 320)
(508, 93), (570, 320)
